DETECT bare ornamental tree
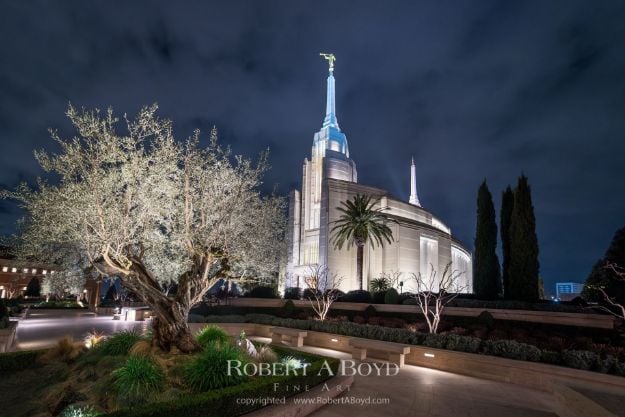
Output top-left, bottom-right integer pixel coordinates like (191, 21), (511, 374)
(410, 263), (465, 334)
(303, 264), (344, 321)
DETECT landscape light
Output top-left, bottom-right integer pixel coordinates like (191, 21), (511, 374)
(424, 353), (435, 358)
(23, 268), (28, 273)
(11, 267), (16, 273)
(2, 267), (7, 272)
(42, 270), (47, 274)
(32, 268), (37, 274)
(331, 338), (338, 342)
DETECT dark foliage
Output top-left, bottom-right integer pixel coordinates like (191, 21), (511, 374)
(582, 227), (625, 305)
(384, 288), (400, 304)
(343, 290), (372, 303)
(25, 277), (41, 297)
(474, 181), (501, 299)
(283, 287), (301, 300)
(508, 175), (540, 301)
(372, 291), (387, 304)
(501, 186), (514, 299)
(244, 286), (279, 299)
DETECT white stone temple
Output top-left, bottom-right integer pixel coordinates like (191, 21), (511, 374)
(283, 55), (472, 293)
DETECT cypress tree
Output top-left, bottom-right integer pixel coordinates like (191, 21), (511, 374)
(508, 175), (540, 301)
(500, 186), (514, 299)
(25, 277), (41, 297)
(473, 181), (501, 299)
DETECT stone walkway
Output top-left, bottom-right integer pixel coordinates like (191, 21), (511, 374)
(15, 309), (144, 350)
(15, 311), (558, 417)
(254, 340), (558, 417)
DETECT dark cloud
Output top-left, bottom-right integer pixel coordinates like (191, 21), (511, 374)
(1, 0), (624, 295)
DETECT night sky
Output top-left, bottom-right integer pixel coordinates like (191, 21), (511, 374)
(1, 1), (624, 296)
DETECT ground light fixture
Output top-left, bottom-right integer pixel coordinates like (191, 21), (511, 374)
(424, 353), (435, 358)
(331, 338), (339, 342)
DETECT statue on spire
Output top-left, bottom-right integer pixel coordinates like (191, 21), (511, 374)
(319, 53), (336, 71)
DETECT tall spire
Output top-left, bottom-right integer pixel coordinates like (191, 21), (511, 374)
(409, 156), (421, 206)
(320, 53), (339, 129)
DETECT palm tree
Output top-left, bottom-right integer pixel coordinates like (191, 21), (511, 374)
(331, 194), (395, 290)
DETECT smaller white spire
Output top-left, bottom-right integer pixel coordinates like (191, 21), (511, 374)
(409, 156), (421, 207)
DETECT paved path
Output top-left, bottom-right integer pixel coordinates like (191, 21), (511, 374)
(15, 309), (144, 350)
(253, 340), (558, 417)
(15, 312), (557, 417)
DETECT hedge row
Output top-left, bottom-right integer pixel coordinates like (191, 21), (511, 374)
(105, 347), (340, 417)
(0, 349), (45, 372)
(195, 314), (625, 377)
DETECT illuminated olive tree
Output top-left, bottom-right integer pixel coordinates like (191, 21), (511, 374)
(3, 105), (285, 352)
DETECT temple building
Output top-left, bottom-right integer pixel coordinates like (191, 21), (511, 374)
(284, 55), (472, 293)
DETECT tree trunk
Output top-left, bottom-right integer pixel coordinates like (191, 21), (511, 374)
(356, 244), (364, 290)
(151, 306), (198, 352)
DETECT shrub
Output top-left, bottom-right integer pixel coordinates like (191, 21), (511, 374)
(0, 349), (43, 372)
(245, 286), (278, 299)
(0, 300), (8, 319)
(98, 330), (143, 356)
(113, 356), (165, 404)
(372, 291), (387, 304)
(444, 334), (482, 353)
(423, 334), (447, 349)
(384, 288), (399, 304)
(302, 288), (320, 300)
(476, 311), (495, 330)
(397, 292), (414, 304)
(129, 340), (154, 358)
(200, 314), (247, 323)
(256, 344), (278, 363)
(561, 350), (599, 371)
(59, 404), (101, 417)
(188, 314), (206, 323)
(363, 304), (377, 319)
(483, 340), (541, 362)
(84, 330), (106, 349)
(281, 299), (297, 318)
(540, 350), (561, 365)
(184, 343), (249, 391)
(343, 290), (372, 303)
(196, 325), (230, 348)
(283, 287), (301, 300)
(41, 337), (84, 363)
(370, 277), (390, 292)
(402, 297), (417, 305)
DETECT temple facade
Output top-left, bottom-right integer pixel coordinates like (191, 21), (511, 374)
(283, 57), (472, 294)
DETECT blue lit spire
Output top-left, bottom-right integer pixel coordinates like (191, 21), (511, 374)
(315, 53), (349, 157)
(323, 68), (339, 129)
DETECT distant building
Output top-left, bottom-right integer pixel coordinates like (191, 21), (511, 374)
(283, 57), (472, 293)
(555, 282), (584, 301)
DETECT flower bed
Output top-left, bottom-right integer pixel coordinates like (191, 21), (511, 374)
(0, 329), (339, 417)
(195, 313), (625, 377)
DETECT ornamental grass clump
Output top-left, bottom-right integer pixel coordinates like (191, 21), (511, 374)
(113, 356), (165, 405)
(59, 405), (101, 417)
(184, 343), (249, 392)
(196, 325), (230, 348)
(97, 330), (143, 356)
